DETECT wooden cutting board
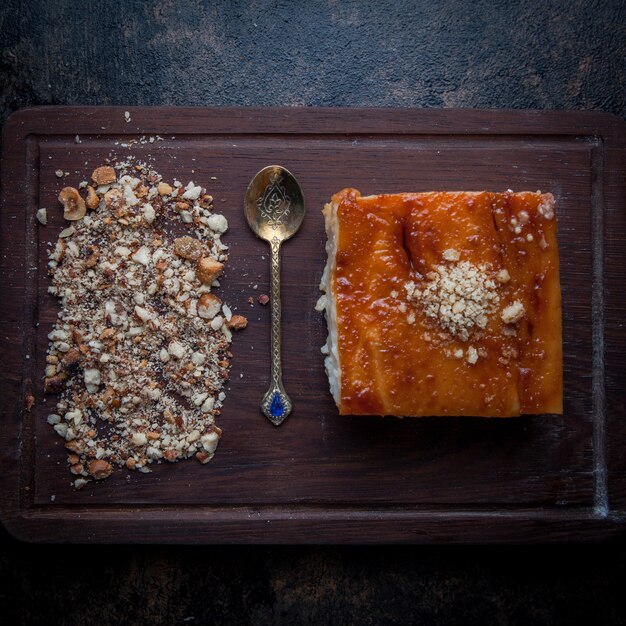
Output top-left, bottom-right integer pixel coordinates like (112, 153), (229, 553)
(1, 107), (625, 543)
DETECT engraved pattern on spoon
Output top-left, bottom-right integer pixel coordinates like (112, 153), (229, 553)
(256, 172), (292, 227)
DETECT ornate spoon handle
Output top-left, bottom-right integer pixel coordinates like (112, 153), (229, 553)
(260, 237), (292, 426)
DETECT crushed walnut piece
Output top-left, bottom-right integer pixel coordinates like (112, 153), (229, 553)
(45, 161), (246, 488)
(58, 187), (86, 221)
(91, 166), (117, 186)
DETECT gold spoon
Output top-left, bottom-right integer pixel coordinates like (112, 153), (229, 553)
(244, 165), (305, 426)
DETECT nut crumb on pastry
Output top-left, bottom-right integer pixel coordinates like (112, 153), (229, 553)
(405, 260), (499, 343)
(501, 300), (525, 324)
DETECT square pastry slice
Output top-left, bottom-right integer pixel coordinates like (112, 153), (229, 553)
(319, 189), (562, 417)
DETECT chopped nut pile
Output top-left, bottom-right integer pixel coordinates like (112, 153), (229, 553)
(403, 249), (528, 362)
(44, 162), (246, 489)
(404, 254), (501, 343)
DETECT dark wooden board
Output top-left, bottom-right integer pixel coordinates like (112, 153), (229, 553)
(1, 107), (625, 543)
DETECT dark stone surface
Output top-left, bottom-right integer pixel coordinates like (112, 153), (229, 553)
(1, 0), (625, 624)
(1, 0), (625, 120)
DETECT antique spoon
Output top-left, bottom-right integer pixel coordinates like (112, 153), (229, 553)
(244, 165), (305, 426)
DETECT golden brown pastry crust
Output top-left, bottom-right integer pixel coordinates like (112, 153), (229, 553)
(326, 188), (562, 417)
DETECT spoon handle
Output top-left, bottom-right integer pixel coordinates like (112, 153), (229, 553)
(260, 237), (292, 426)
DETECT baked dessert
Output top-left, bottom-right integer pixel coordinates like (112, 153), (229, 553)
(318, 189), (562, 417)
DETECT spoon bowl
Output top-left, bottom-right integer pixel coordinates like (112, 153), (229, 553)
(244, 165), (305, 426)
(244, 165), (305, 244)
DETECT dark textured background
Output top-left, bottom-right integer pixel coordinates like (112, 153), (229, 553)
(1, 0), (625, 624)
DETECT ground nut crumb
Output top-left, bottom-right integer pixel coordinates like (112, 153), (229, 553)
(45, 161), (238, 487)
(88, 459), (113, 480)
(168, 341), (186, 359)
(174, 236), (205, 260)
(466, 345), (479, 364)
(496, 269), (510, 284)
(91, 166), (117, 185)
(228, 315), (248, 330)
(501, 300), (525, 324)
(196, 256), (224, 285)
(207, 214), (228, 234)
(86, 186), (99, 210)
(157, 182), (173, 195)
(442, 248), (460, 262)
(198, 293), (222, 319)
(58, 187), (86, 221)
(538, 193), (555, 220)
(182, 182), (202, 201)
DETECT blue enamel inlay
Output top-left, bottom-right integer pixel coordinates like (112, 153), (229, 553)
(269, 391), (284, 418)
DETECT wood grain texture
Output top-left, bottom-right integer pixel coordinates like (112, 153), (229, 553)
(1, 106), (625, 543)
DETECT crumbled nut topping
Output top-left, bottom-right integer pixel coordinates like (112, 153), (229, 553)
(45, 161), (245, 488)
(501, 300), (525, 324)
(496, 269), (510, 284)
(466, 345), (478, 365)
(405, 260), (500, 342)
(442, 248), (460, 262)
(538, 194), (555, 220)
